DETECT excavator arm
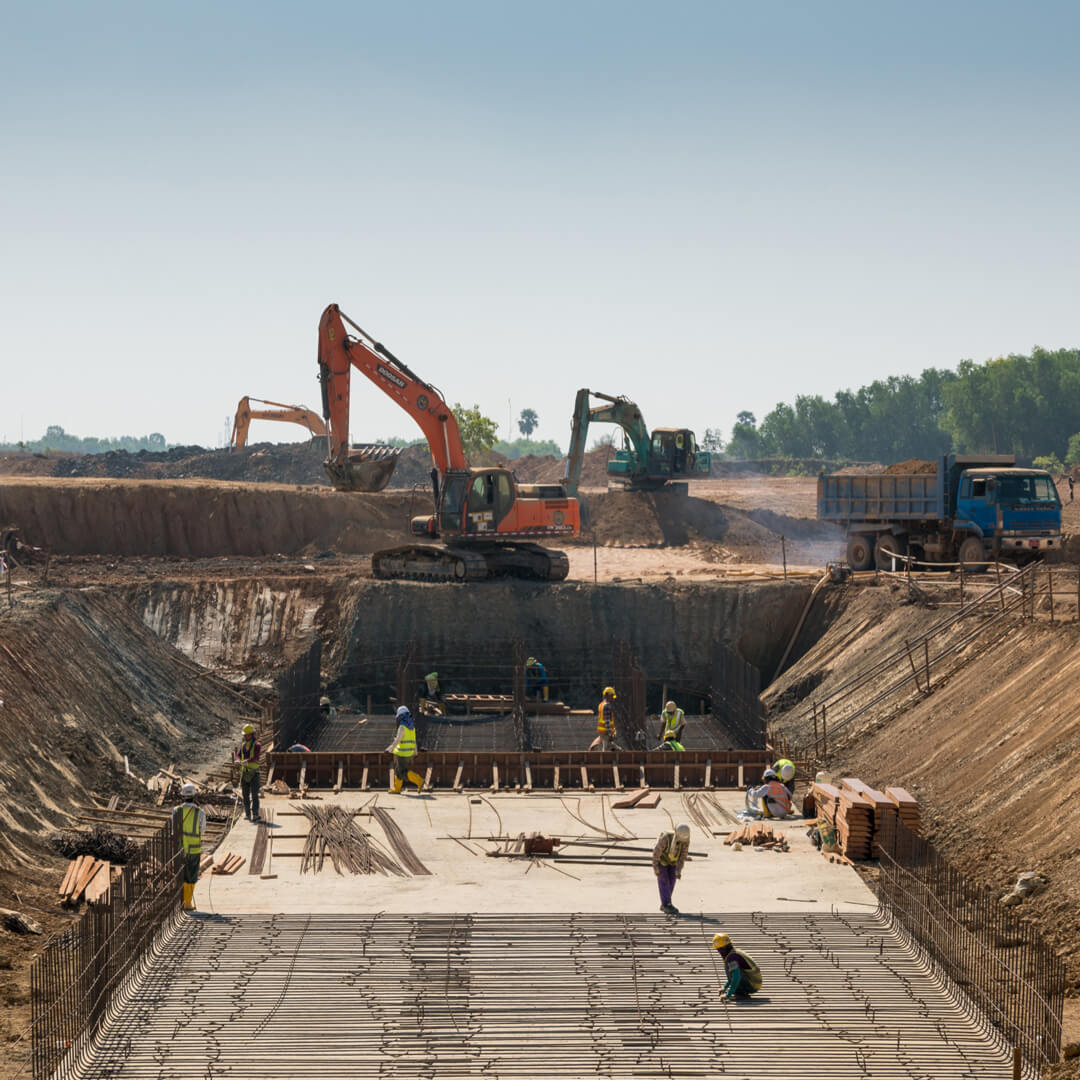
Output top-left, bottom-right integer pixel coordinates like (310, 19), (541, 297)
(562, 389), (652, 496)
(230, 397), (327, 450)
(317, 304), (468, 491)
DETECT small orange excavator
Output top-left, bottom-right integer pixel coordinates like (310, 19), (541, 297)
(230, 396), (327, 450)
(317, 303), (579, 581)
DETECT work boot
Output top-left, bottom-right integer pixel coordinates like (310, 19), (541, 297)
(182, 883), (196, 912)
(663, 903), (679, 916)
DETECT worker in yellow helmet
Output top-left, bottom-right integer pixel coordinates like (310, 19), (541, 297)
(589, 686), (617, 751)
(525, 657), (549, 702)
(386, 706), (425, 794)
(172, 783), (205, 912)
(652, 823), (691, 915)
(235, 723), (262, 821)
(712, 934), (762, 999)
(419, 671), (445, 716)
(658, 700), (685, 751)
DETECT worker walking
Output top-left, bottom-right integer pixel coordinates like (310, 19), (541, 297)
(658, 700), (686, 751)
(386, 705), (425, 794)
(772, 757), (796, 795)
(589, 686), (617, 751)
(525, 657), (549, 702)
(235, 723), (261, 821)
(747, 768), (793, 818)
(172, 783), (205, 912)
(712, 934), (762, 1000)
(652, 823), (691, 915)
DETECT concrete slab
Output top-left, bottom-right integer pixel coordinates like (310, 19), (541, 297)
(198, 790), (875, 916)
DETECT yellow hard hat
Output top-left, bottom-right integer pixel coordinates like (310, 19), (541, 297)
(712, 933), (731, 950)
(242, 723), (256, 735)
(665, 700), (677, 712)
(603, 686), (616, 698)
(425, 672), (438, 680)
(526, 657), (537, 667)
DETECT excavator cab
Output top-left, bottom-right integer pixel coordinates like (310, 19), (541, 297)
(650, 428), (699, 478)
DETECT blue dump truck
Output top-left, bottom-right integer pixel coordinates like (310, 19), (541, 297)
(818, 454), (1063, 571)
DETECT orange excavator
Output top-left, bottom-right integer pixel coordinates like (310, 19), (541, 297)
(230, 396), (327, 450)
(317, 303), (579, 581)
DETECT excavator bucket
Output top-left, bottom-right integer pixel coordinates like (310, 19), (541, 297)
(323, 445), (402, 492)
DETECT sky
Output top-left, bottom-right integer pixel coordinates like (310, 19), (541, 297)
(2, 1), (1078, 451)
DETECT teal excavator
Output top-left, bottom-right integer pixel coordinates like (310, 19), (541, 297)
(562, 389), (711, 496)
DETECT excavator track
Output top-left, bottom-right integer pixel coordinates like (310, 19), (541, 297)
(370, 543), (569, 583)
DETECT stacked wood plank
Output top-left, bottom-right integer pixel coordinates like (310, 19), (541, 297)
(842, 779), (898, 857)
(723, 822), (787, 850)
(885, 787), (921, 835)
(58, 856), (112, 906)
(810, 783), (870, 861)
(612, 788), (650, 809)
(205, 851), (245, 875)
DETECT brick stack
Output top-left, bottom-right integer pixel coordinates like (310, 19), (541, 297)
(885, 787), (921, 835)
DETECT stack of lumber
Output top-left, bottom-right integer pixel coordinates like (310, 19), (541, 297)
(723, 822), (788, 850)
(885, 787), (921, 835)
(811, 783), (872, 860)
(203, 851), (245, 876)
(841, 779), (898, 857)
(58, 856), (112, 906)
(612, 788), (662, 809)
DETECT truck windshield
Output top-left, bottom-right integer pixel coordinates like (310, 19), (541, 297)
(995, 475), (1058, 504)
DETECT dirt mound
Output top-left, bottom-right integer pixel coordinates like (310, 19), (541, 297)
(884, 458), (937, 474)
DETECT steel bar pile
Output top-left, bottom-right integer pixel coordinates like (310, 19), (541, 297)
(69, 911), (1024, 1079)
(297, 805), (406, 877)
(370, 807), (432, 876)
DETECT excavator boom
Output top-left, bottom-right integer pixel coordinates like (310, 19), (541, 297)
(318, 304), (466, 490)
(230, 396), (327, 450)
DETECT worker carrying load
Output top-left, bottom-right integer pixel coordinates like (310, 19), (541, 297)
(525, 657), (549, 702)
(235, 723), (261, 822)
(746, 769), (793, 818)
(419, 671), (445, 716)
(589, 686), (617, 751)
(172, 783), (205, 912)
(657, 701), (685, 751)
(386, 706), (425, 795)
(712, 934), (762, 1000)
(652, 823), (691, 915)
(772, 757), (796, 795)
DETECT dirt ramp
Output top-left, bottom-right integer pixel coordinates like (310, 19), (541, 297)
(0, 478), (421, 557)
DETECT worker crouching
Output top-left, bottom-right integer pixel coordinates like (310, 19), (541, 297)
(652, 823), (690, 915)
(172, 783), (205, 912)
(748, 768), (793, 818)
(712, 934), (762, 1000)
(386, 706), (425, 795)
(658, 700), (685, 751)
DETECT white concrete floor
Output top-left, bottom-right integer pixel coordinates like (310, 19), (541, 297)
(198, 789), (876, 916)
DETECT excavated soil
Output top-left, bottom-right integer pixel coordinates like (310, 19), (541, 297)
(883, 458), (937, 474)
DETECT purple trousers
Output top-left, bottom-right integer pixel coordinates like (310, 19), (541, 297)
(656, 864), (677, 906)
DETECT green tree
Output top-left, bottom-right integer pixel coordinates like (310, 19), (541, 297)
(1033, 454), (1063, 473)
(517, 408), (539, 438)
(452, 403), (499, 458)
(727, 411), (765, 459)
(1066, 433), (1080, 467)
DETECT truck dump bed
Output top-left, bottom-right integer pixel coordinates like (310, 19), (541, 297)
(818, 472), (945, 522)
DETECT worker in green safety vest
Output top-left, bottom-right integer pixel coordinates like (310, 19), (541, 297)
(171, 783), (205, 912)
(657, 700), (686, 751)
(386, 706), (425, 794)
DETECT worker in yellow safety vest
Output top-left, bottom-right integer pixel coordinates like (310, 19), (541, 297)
(386, 706), (425, 794)
(235, 723), (261, 821)
(773, 757), (796, 795)
(712, 934), (762, 999)
(658, 701), (685, 751)
(172, 783), (205, 912)
(652, 823), (691, 915)
(589, 686), (617, 751)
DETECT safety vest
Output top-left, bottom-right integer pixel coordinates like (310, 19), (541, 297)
(238, 738), (260, 777)
(393, 724), (417, 758)
(727, 950), (762, 992)
(424, 675), (439, 695)
(761, 780), (793, 816)
(178, 804), (203, 856)
(659, 835), (688, 866)
(662, 708), (684, 739)
(597, 700), (615, 735)
(774, 758), (795, 783)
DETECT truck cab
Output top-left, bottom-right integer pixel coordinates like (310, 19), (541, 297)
(954, 468), (1062, 556)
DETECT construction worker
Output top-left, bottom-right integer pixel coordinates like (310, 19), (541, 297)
(420, 671), (445, 716)
(589, 686), (617, 751)
(712, 934), (762, 999)
(773, 757), (796, 795)
(658, 700), (685, 751)
(172, 783), (205, 912)
(386, 705), (425, 794)
(748, 768), (793, 818)
(525, 657), (549, 702)
(652, 824), (691, 915)
(235, 723), (261, 821)
(320, 695), (337, 719)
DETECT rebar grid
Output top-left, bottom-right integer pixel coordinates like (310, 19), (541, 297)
(69, 911), (1022, 1079)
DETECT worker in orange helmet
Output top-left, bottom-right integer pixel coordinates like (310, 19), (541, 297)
(589, 686), (617, 751)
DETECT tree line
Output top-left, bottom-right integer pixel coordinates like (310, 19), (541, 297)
(712, 347), (1080, 468)
(0, 426), (169, 455)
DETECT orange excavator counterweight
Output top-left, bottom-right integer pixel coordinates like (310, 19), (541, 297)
(317, 303), (578, 581)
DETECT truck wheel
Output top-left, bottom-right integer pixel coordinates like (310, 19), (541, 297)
(875, 534), (907, 571)
(846, 535), (874, 571)
(958, 536), (986, 573)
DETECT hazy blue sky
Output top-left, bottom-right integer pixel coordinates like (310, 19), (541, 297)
(2, 1), (1078, 451)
